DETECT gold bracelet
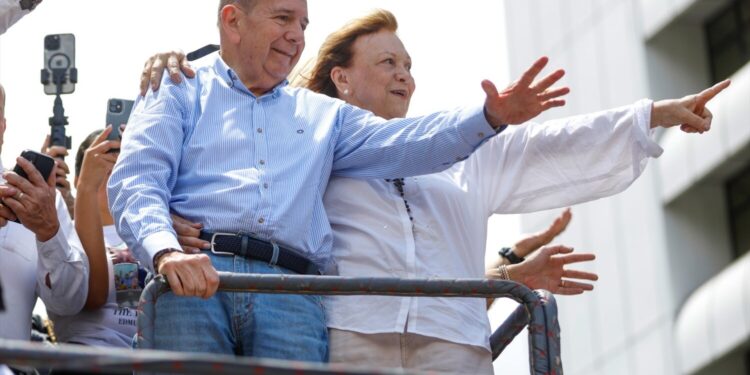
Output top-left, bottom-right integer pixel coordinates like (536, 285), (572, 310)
(497, 265), (510, 280)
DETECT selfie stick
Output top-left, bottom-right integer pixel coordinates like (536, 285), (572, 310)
(41, 62), (76, 151)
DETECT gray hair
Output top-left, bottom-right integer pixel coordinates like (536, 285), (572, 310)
(218, 0), (256, 24)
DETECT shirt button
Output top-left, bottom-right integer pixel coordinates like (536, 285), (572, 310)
(257, 128), (263, 133)
(258, 217), (265, 224)
(259, 160), (266, 165)
(263, 183), (269, 189)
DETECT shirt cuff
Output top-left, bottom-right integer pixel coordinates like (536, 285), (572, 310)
(456, 104), (502, 148)
(634, 99), (664, 158)
(36, 227), (75, 270)
(142, 230), (182, 272)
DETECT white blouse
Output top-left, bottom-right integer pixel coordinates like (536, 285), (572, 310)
(323, 100), (662, 350)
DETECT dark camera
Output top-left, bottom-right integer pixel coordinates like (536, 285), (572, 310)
(44, 34), (60, 51)
(109, 100), (124, 113)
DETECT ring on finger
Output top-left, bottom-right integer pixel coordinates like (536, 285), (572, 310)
(16, 192), (24, 200)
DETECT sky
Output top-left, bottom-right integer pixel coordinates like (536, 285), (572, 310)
(0, 1), (528, 373)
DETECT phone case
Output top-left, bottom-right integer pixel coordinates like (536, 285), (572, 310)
(106, 98), (135, 140)
(43, 34), (76, 95)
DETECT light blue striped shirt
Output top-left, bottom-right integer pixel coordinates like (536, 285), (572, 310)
(108, 53), (500, 272)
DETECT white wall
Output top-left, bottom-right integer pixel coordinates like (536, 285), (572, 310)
(504, 0), (750, 373)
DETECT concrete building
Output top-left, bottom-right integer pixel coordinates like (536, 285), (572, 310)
(502, 0), (750, 374)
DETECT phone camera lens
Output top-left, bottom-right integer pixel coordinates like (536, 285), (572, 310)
(110, 100), (123, 113)
(44, 35), (61, 51)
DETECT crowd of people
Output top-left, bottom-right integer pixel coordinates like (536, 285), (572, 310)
(0, 0), (731, 374)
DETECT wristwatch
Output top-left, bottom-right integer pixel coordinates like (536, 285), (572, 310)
(499, 247), (525, 264)
(19, 0), (42, 11)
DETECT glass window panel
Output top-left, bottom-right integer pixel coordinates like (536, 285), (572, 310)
(742, 0), (750, 23)
(713, 43), (745, 80)
(727, 162), (750, 258)
(708, 8), (739, 46)
(732, 210), (750, 256)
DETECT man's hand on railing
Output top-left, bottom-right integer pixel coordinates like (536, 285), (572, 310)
(156, 251), (219, 299)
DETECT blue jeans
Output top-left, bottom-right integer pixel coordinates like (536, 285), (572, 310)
(151, 254), (328, 362)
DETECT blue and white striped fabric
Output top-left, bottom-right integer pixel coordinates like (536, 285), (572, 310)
(107, 53), (499, 273)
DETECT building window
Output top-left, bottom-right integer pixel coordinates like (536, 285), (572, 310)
(705, 0), (750, 82)
(727, 162), (750, 259)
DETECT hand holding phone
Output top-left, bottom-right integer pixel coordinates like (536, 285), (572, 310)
(13, 150), (55, 181)
(106, 98), (134, 151)
(2, 150), (56, 224)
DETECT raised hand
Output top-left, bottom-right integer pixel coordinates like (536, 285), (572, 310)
(139, 50), (196, 96)
(41, 135), (74, 217)
(651, 79), (731, 133)
(76, 127), (120, 192)
(0, 158), (60, 241)
(508, 245), (597, 295)
(512, 208), (571, 258)
(482, 56), (569, 127)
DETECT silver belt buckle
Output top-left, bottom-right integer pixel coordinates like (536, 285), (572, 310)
(210, 232), (238, 256)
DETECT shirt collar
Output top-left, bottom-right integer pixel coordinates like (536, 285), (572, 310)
(212, 54), (289, 100)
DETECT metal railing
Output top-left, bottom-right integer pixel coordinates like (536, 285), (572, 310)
(0, 273), (562, 374)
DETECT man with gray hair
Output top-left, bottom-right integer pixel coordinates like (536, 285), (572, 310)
(109, 0), (568, 362)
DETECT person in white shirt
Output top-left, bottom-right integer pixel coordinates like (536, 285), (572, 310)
(0, 0), (42, 35)
(0, 83), (88, 372)
(149, 9), (729, 374)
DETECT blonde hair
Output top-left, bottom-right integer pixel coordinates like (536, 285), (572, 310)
(304, 9), (398, 98)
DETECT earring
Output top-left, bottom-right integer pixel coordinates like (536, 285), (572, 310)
(343, 89), (349, 95)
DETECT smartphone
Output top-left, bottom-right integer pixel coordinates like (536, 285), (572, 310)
(106, 98), (134, 142)
(42, 34), (76, 95)
(7, 151), (56, 224)
(13, 150), (55, 181)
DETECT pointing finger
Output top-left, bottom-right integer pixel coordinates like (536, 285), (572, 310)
(697, 79), (731, 105)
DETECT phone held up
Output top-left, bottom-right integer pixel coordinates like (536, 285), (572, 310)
(13, 150), (55, 182)
(41, 34), (76, 95)
(5, 150), (56, 223)
(106, 98), (134, 153)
